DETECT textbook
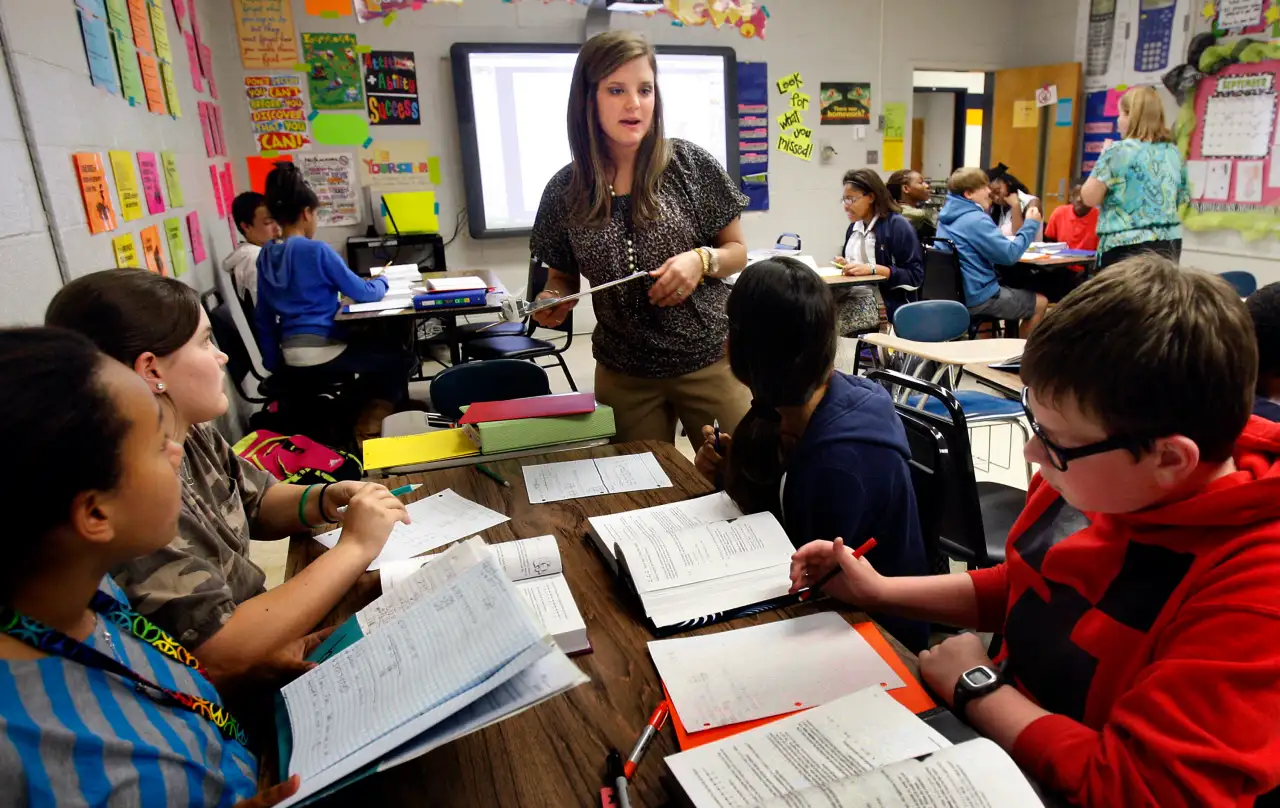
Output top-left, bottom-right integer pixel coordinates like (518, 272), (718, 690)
(586, 493), (798, 633)
(375, 535), (590, 655)
(667, 687), (1045, 808)
(280, 539), (588, 806)
(361, 428), (479, 470)
(457, 392), (597, 425)
(462, 405), (616, 454)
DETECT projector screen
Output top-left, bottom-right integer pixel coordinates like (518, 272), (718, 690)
(451, 43), (738, 239)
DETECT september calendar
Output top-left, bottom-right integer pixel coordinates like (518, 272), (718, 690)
(1201, 92), (1277, 158)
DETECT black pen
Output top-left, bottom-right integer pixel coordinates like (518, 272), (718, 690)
(713, 419), (723, 490)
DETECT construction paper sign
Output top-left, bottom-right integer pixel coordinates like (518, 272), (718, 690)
(160, 61), (181, 117)
(164, 217), (188, 277)
(303, 33), (364, 110)
(1103, 87), (1124, 117)
(210, 164), (225, 217)
(776, 132), (813, 161)
(109, 150), (143, 221)
(137, 152), (165, 214)
(184, 31), (203, 92)
(364, 51), (420, 125)
(1056, 98), (1074, 127)
(776, 109), (801, 130)
(1013, 100), (1037, 128)
(171, 0), (186, 30)
(246, 74), (311, 151)
(358, 140), (440, 189)
(187, 211), (206, 263)
(789, 91), (811, 112)
(140, 224), (167, 275)
(775, 71), (802, 94)
(139, 52), (165, 114)
(214, 105), (228, 155)
(160, 151), (183, 207)
(883, 102), (907, 140)
(105, 0), (131, 34)
(198, 102), (215, 157)
(113, 31), (145, 105)
(220, 164), (236, 219)
(78, 10), (120, 95)
(312, 112), (371, 146)
(233, 0), (300, 70)
(883, 139), (905, 171)
(127, 0), (152, 52)
(73, 152), (117, 234)
(77, 0), (109, 18)
(306, 0), (352, 14)
(187, 0), (200, 39)
(148, 0), (171, 62)
(247, 154), (293, 193)
(200, 44), (218, 98)
(112, 233), (139, 267)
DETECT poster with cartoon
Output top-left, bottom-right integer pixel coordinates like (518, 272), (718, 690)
(303, 32), (364, 110)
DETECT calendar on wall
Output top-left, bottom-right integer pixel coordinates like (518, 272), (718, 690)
(1200, 74), (1277, 158)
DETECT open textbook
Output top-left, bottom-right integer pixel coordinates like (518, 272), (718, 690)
(376, 535), (590, 655)
(277, 539), (588, 806)
(586, 493), (797, 632)
(667, 687), (1044, 808)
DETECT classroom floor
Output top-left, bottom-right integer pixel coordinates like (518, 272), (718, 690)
(248, 334), (1030, 589)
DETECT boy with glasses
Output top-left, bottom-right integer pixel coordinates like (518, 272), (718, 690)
(789, 255), (1280, 806)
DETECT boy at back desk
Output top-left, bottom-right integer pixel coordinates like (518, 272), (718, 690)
(790, 256), (1280, 807)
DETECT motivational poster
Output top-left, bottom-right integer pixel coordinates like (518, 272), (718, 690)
(303, 33), (364, 110)
(137, 151), (165, 214)
(819, 82), (871, 125)
(232, 0), (299, 69)
(363, 50), (419, 125)
(73, 152), (117, 234)
(245, 74), (312, 151)
(296, 152), (360, 226)
(358, 140), (440, 189)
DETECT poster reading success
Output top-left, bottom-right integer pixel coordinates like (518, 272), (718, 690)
(820, 82), (871, 125)
(233, 0), (299, 69)
(245, 74), (312, 152)
(296, 153), (360, 227)
(303, 33), (364, 110)
(363, 51), (420, 125)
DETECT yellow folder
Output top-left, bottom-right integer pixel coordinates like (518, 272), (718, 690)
(362, 428), (479, 470)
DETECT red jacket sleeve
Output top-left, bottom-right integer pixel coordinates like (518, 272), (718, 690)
(967, 564), (1009, 633)
(1010, 543), (1280, 807)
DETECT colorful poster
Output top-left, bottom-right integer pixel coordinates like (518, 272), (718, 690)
(232, 0), (300, 69)
(160, 62), (181, 117)
(210, 164), (225, 217)
(819, 82), (871, 125)
(245, 74), (312, 152)
(112, 30), (145, 105)
(140, 224), (167, 275)
(312, 112), (371, 146)
(1219, 0), (1264, 28)
(296, 153), (360, 226)
(112, 232), (139, 268)
(303, 33), (364, 110)
(187, 211), (206, 263)
(736, 61), (768, 212)
(248, 154), (292, 193)
(363, 51), (420, 125)
(137, 151), (165, 214)
(78, 10), (119, 95)
(161, 151), (183, 207)
(73, 152), (117, 234)
(164, 217), (188, 277)
(109, 150), (143, 221)
(126, 0), (153, 52)
(184, 31), (203, 92)
(358, 140), (439, 189)
(148, 0), (171, 62)
(138, 52), (166, 114)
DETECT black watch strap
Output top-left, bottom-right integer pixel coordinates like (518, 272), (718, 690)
(953, 665), (1004, 718)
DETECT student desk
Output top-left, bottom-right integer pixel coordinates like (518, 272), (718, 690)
(282, 441), (938, 808)
(860, 335), (1025, 369)
(963, 362), (1024, 399)
(1017, 254), (1096, 270)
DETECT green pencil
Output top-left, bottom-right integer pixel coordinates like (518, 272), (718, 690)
(476, 464), (510, 488)
(389, 483), (423, 497)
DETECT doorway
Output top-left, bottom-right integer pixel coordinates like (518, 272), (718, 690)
(911, 70), (988, 183)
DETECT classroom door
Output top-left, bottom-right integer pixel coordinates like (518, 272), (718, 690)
(990, 62), (1082, 218)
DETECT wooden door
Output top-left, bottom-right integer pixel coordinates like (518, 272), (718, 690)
(911, 119), (925, 173)
(990, 62), (1082, 217)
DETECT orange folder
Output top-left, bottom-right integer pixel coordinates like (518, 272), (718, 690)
(667, 621), (936, 750)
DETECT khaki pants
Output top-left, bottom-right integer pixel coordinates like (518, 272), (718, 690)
(594, 358), (751, 453)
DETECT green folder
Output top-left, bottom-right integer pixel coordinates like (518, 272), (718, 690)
(462, 405), (616, 454)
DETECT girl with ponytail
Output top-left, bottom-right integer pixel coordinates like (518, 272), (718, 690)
(693, 258), (929, 651)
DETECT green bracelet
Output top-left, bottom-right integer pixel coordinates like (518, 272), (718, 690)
(299, 484), (319, 529)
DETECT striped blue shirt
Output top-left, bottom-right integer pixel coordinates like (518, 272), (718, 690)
(0, 578), (258, 807)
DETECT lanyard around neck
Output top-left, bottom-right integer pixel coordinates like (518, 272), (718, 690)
(0, 592), (249, 747)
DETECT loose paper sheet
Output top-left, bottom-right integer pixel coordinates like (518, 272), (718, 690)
(1236, 159), (1265, 202)
(1186, 159), (1209, 199)
(588, 491), (745, 563)
(1205, 159), (1233, 200)
(232, 0), (299, 69)
(524, 452), (673, 504)
(620, 511), (793, 595)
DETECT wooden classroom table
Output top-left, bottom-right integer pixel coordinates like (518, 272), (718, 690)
(334, 268), (508, 323)
(283, 440), (934, 808)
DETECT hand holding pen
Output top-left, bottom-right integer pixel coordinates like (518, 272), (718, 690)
(789, 537), (880, 604)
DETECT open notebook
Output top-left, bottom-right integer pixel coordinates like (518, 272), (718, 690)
(376, 535), (590, 655)
(278, 539), (587, 806)
(667, 686), (1044, 808)
(586, 493), (797, 633)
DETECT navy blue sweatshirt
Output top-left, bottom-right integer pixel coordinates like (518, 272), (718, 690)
(840, 213), (924, 321)
(783, 371), (930, 651)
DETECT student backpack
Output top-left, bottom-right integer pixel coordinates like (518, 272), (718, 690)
(232, 430), (363, 485)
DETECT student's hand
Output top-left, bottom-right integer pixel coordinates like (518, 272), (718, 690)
(531, 290), (577, 328)
(322, 480), (383, 521)
(337, 484), (409, 561)
(213, 626), (336, 695)
(649, 251), (704, 307)
(918, 633), (996, 708)
(695, 427), (732, 484)
(233, 776), (300, 808)
(843, 263), (876, 277)
(1025, 206), (1043, 223)
(788, 537), (885, 604)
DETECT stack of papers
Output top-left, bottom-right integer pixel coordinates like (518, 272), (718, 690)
(587, 491), (745, 572)
(522, 452), (673, 503)
(312, 489), (509, 571)
(347, 264), (424, 313)
(427, 276), (487, 292)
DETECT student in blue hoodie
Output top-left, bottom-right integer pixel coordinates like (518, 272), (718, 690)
(255, 162), (417, 423)
(694, 258), (929, 651)
(936, 167), (1048, 337)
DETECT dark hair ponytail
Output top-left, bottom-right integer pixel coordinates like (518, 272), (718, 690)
(46, 269), (202, 368)
(264, 161), (318, 226)
(724, 258), (836, 518)
(0, 327), (127, 598)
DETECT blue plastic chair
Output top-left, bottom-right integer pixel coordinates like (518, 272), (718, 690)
(430, 359), (552, 422)
(1220, 271), (1258, 298)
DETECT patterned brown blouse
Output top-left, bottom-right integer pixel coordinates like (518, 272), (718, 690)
(530, 139), (748, 379)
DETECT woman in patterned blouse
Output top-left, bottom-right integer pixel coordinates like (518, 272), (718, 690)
(530, 31), (752, 449)
(1082, 86), (1189, 269)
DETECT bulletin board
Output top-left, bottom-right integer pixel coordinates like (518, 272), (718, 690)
(1182, 60), (1280, 239)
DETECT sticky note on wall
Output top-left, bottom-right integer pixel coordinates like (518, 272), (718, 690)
(312, 112), (371, 146)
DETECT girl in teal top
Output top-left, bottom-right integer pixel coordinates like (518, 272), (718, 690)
(1083, 86), (1189, 269)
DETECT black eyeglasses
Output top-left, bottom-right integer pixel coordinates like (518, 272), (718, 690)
(1020, 387), (1145, 471)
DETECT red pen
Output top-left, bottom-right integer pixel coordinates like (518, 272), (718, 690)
(799, 538), (877, 602)
(623, 701), (670, 780)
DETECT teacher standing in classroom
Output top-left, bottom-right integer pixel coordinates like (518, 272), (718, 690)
(1082, 85), (1189, 269)
(530, 31), (751, 450)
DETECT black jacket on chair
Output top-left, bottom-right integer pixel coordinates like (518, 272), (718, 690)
(841, 213), (925, 321)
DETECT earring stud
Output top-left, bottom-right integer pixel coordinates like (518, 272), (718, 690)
(156, 382), (166, 392)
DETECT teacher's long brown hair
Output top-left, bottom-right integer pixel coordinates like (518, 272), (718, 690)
(565, 31), (671, 229)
